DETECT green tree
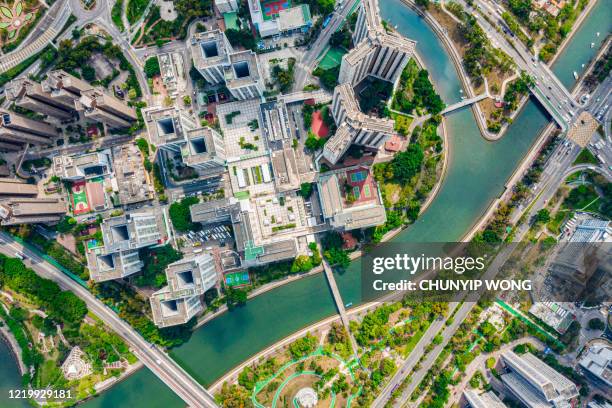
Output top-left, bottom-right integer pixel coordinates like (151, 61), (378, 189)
(298, 182), (314, 198)
(144, 57), (161, 78)
(169, 197), (199, 232)
(587, 318), (605, 331)
(535, 208), (550, 224)
(391, 144), (424, 183)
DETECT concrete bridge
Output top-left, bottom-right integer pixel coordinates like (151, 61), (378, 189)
(322, 260), (360, 357)
(441, 93), (489, 115)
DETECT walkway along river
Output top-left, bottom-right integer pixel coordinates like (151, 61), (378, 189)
(0, 0), (609, 406)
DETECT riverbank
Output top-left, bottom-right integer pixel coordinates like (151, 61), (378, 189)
(400, 0), (498, 141)
(0, 326), (27, 377)
(461, 30), (607, 241)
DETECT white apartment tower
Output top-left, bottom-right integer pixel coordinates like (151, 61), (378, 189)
(323, 83), (394, 164)
(150, 254), (219, 327)
(191, 30), (265, 100)
(339, 0), (416, 86)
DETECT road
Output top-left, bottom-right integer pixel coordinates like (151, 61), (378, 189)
(293, 0), (360, 90)
(458, 0), (579, 130)
(371, 302), (460, 406)
(0, 0), (71, 74)
(0, 232), (219, 408)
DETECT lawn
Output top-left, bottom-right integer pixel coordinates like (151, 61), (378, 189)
(563, 184), (598, 211)
(392, 113), (414, 136)
(127, 0), (150, 24)
(573, 148), (598, 165)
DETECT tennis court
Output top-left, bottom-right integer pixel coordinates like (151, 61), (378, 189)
(225, 271), (250, 287)
(350, 170), (367, 183)
(317, 47), (347, 70)
(262, 0), (290, 20)
(72, 181), (90, 215)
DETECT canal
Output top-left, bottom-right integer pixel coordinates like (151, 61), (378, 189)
(0, 0), (609, 405)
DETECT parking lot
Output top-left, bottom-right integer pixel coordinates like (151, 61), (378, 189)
(180, 223), (234, 253)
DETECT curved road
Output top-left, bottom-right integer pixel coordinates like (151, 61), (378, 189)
(0, 232), (219, 408)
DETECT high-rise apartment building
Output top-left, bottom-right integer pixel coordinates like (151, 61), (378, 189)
(0, 109), (59, 149)
(5, 78), (75, 120)
(76, 87), (137, 129)
(191, 30), (265, 100)
(339, 0), (416, 86)
(86, 210), (169, 282)
(150, 254), (219, 327)
(323, 83), (394, 164)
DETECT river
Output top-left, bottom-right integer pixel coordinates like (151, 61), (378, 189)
(0, 0), (609, 405)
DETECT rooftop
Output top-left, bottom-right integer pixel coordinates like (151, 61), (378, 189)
(579, 344), (612, 386)
(191, 30), (232, 70)
(317, 165), (386, 230)
(112, 144), (154, 205)
(225, 50), (262, 89)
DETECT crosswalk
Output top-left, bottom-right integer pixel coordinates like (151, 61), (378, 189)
(0, 28), (57, 73)
(0, 2), (72, 74)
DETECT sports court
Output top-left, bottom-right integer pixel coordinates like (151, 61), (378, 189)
(346, 167), (376, 204)
(262, 0), (290, 20)
(225, 271), (250, 287)
(317, 47), (347, 70)
(71, 181), (91, 215)
(310, 110), (329, 138)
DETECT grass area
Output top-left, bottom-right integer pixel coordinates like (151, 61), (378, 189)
(563, 184), (598, 210)
(547, 210), (571, 234)
(573, 148), (598, 165)
(127, 0), (149, 24)
(392, 113), (413, 136)
(111, 0), (125, 31)
(318, 46), (347, 70)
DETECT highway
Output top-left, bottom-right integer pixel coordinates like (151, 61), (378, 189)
(0, 232), (219, 408)
(370, 301), (460, 406)
(293, 0), (360, 90)
(457, 0), (579, 130)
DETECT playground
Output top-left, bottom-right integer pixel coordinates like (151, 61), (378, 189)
(251, 348), (360, 408)
(71, 181), (91, 215)
(262, 0), (290, 20)
(225, 271), (250, 287)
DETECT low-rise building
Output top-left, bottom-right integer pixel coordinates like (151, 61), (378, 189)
(0, 197), (67, 225)
(215, 0), (238, 13)
(86, 210), (169, 282)
(150, 254), (219, 327)
(52, 150), (112, 181)
(246, 0), (312, 37)
(112, 144), (154, 205)
(500, 351), (578, 408)
(528, 302), (575, 334)
(317, 165), (386, 231)
(463, 390), (507, 408)
(579, 344), (612, 387)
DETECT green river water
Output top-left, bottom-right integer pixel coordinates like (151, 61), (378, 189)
(0, 0), (609, 405)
